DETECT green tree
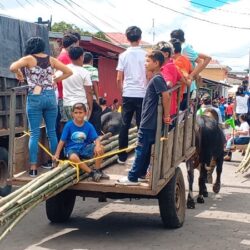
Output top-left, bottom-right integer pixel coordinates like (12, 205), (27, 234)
(51, 21), (109, 42)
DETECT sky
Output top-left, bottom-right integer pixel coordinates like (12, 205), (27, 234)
(0, 0), (249, 72)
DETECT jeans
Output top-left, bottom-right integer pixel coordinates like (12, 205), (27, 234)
(118, 97), (143, 161)
(26, 90), (58, 164)
(226, 136), (250, 150)
(128, 129), (155, 182)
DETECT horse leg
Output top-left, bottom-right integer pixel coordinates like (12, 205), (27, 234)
(197, 164), (206, 203)
(206, 158), (216, 184)
(186, 159), (195, 209)
(213, 155), (223, 194)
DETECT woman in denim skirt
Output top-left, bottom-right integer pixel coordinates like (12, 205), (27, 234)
(10, 37), (72, 177)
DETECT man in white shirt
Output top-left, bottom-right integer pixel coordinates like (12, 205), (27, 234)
(62, 47), (93, 120)
(116, 26), (147, 163)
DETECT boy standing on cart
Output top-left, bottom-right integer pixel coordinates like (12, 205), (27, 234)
(118, 51), (171, 185)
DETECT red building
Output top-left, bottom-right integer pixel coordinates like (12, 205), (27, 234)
(49, 32), (125, 105)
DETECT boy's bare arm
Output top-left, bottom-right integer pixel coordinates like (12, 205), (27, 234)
(53, 140), (65, 160)
(190, 53), (211, 78)
(92, 81), (99, 104)
(84, 85), (93, 117)
(94, 138), (104, 156)
(117, 71), (124, 95)
(162, 91), (171, 124)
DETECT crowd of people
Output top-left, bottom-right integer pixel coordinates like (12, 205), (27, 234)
(9, 25), (249, 183)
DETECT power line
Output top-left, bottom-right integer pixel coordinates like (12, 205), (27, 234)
(189, 0), (250, 16)
(67, 0), (120, 31)
(147, 0), (250, 30)
(15, 0), (25, 9)
(50, 0), (126, 47)
(23, 0), (34, 7)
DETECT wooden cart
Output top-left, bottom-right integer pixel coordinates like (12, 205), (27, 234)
(9, 85), (196, 228)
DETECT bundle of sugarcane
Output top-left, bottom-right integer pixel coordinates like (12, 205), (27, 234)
(0, 128), (138, 241)
(236, 142), (250, 174)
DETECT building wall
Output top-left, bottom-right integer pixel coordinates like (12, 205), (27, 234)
(200, 68), (227, 82)
(98, 57), (121, 105)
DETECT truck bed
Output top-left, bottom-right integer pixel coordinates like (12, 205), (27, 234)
(11, 156), (156, 196)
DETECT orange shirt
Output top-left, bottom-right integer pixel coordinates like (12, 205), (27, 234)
(173, 54), (192, 98)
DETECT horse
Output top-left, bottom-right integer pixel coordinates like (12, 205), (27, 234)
(186, 108), (226, 209)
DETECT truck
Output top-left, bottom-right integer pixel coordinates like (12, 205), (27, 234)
(0, 15), (50, 196)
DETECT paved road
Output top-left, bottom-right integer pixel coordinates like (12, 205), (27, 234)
(1, 152), (250, 250)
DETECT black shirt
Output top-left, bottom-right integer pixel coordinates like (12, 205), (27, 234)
(140, 74), (168, 131)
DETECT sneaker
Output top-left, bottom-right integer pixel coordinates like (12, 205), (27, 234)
(29, 169), (38, 177)
(116, 176), (140, 186)
(138, 176), (149, 182)
(97, 170), (110, 180)
(41, 162), (53, 170)
(117, 159), (126, 165)
(89, 170), (102, 182)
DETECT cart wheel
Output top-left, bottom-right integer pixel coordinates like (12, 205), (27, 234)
(46, 190), (76, 223)
(158, 167), (186, 228)
(0, 147), (12, 197)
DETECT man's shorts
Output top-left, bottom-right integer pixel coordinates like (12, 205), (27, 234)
(66, 143), (95, 159)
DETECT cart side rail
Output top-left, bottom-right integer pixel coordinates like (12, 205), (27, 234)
(151, 85), (196, 193)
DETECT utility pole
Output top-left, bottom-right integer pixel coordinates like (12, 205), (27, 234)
(152, 18), (155, 43)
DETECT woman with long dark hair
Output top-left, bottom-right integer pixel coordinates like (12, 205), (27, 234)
(10, 37), (72, 177)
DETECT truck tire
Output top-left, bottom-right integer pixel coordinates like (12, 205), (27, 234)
(158, 167), (186, 228)
(46, 190), (76, 223)
(0, 147), (12, 197)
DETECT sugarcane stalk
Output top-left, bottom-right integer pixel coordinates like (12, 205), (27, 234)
(0, 134), (137, 236)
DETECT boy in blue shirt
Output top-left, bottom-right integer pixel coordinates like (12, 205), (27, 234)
(118, 50), (171, 185)
(54, 103), (109, 182)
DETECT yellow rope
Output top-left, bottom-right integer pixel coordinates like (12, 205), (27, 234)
(23, 131), (136, 182)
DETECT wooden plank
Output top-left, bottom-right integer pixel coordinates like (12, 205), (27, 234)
(152, 99), (163, 193)
(0, 127), (24, 137)
(171, 87), (182, 168)
(161, 130), (174, 178)
(8, 89), (16, 179)
(176, 122), (184, 160)
(182, 86), (191, 155)
(11, 160), (158, 196)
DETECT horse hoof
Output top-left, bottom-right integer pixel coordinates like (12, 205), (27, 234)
(197, 196), (205, 203)
(187, 197), (195, 209)
(213, 182), (221, 194)
(203, 191), (209, 197)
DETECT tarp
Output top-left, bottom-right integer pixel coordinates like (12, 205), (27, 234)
(0, 15), (49, 79)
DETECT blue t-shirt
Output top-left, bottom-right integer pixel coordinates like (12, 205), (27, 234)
(61, 120), (98, 153)
(219, 104), (225, 116)
(182, 43), (199, 92)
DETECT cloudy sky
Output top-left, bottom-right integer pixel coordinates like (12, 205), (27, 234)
(1, 0), (249, 71)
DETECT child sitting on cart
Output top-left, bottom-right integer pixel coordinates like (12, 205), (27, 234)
(224, 114), (250, 161)
(53, 103), (109, 182)
(118, 50), (171, 185)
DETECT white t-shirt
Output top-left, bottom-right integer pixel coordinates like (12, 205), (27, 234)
(239, 121), (250, 137)
(62, 64), (92, 106)
(116, 46), (147, 98)
(236, 95), (249, 114)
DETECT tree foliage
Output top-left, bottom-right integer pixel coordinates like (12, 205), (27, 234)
(51, 21), (109, 41)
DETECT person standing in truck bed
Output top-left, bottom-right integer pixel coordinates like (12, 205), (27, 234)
(10, 36), (72, 177)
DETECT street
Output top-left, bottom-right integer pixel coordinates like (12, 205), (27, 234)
(1, 151), (250, 250)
